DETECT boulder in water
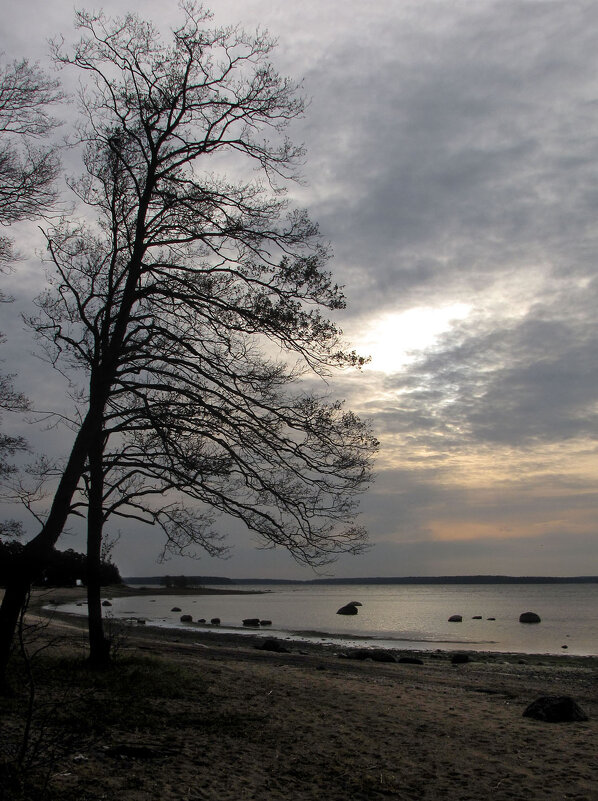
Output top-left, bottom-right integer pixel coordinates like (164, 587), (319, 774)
(337, 601), (360, 615)
(180, 614), (192, 622)
(448, 614), (462, 622)
(243, 618), (260, 626)
(519, 611), (541, 624)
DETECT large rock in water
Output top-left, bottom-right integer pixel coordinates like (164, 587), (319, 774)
(523, 696), (588, 722)
(337, 602), (360, 615)
(448, 614), (462, 622)
(519, 611), (541, 624)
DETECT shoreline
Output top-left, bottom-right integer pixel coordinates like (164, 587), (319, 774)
(36, 584), (598, 660)
(26, 586), (598, 667)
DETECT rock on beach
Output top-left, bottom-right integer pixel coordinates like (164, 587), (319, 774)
(523, 696), (588, 722)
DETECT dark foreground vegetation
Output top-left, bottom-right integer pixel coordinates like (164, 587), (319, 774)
(1, 648), (197, 800)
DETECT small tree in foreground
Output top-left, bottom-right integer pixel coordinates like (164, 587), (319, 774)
(0, 3), (378, 674)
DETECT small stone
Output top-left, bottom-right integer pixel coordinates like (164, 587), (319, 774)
(171, 607), (182, 612)
(257, 639), (289, 653)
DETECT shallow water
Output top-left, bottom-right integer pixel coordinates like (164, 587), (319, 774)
(55, 582), (598, 655)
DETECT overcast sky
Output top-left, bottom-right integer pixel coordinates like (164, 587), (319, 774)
(2, 0), (598, 578)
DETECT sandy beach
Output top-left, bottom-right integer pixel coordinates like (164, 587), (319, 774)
(2, 587), (598, 800)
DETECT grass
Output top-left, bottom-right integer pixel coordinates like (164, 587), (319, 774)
(0, 649), (207, 800)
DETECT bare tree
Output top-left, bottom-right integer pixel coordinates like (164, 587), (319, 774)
(0, 4), (377, 674)
(0, 58), (61, 550)
(0, 57), (62, 265)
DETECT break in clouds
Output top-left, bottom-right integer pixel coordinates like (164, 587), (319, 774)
(2, 0), (598, 577)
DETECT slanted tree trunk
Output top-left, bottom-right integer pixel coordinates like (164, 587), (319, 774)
(0, 575), (30, 694)
(0, 170), (152, 683)
(86, 424), (111, 667)
(0, 416), (95, 689)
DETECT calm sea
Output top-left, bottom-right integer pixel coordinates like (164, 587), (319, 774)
(55, 583), (598, 655)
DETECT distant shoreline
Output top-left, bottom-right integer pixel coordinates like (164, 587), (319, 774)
(123, 574), (598, 586)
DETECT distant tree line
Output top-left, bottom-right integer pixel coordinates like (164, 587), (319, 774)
(0, 541), (121, 588)
(160, 575), (193, 589)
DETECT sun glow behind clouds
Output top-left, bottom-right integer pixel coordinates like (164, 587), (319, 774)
(358, 304), (471, 374)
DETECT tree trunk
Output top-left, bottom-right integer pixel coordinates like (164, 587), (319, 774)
(0, 576), (30, 693)
(0, 168), (151, 684)
(86, 426), (111, 667)
(86, 575), (111, 668)
(0, 406), (97, 687)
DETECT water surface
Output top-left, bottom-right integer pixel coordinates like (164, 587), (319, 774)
(55, 582), (598, 655)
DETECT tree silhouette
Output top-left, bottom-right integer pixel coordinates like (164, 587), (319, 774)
(0, 57), (61, 547)
(0, 4), (377, 674)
